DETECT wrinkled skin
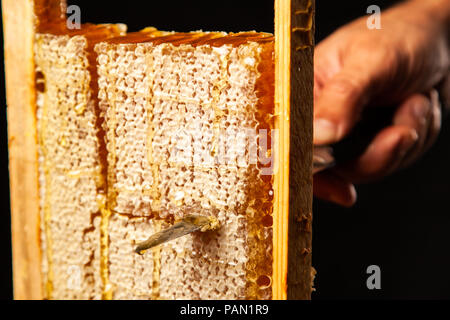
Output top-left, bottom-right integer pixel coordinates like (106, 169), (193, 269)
(313, 0), (450, 207)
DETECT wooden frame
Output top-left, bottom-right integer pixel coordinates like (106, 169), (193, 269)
(3, 0), (314, 300)
(3, 0), (42, 300)
(273, 0), (314, 300)
(2, 0), (66, 300)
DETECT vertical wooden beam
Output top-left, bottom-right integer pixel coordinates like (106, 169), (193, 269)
(288, 0), (314, 300)
(2, 0), (66, 300)
(274, 0), (314, 300)
(3, 0), (41, 300)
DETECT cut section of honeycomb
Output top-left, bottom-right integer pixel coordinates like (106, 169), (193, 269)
(36, 24), (275, 299)
(96, 31), (275, 299)
(35, 24), (125, 299)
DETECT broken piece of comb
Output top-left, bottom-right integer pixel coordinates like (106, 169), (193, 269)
(135, 215), (221, 254)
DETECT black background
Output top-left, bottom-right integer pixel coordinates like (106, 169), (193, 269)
(1, 0), (449, 299)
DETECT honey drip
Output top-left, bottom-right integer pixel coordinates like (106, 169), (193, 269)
(146, 50), (162, 212)
(145, 48), (163, 299)
(101, 47), (120, 300)
(210, 47), (230, 158)
(39, 76), (54, 300)
(151, 220), (162, 300)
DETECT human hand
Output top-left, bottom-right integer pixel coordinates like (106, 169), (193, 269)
(313, 0), (450, 207)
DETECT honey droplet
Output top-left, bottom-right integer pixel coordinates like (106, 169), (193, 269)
(75, 103), (86, 115)
(59, 136), (67, 147)
(256, 275), (271, 288)
(261, 215), (273, 227)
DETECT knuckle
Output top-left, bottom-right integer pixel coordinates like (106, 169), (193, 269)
(328, 76), (363, 97)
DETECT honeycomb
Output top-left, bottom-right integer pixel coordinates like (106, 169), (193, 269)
(35, 24), (125, 299)
(36, 25), (275, 299)
(96, 31), (275, 299)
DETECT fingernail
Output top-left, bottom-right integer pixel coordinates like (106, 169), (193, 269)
(411, 102), (429, 120)
(411, 101), (431, 126)
(347, 184), (358, 207)
(314, 118), (337, 144)
(398, 130), (419, 157)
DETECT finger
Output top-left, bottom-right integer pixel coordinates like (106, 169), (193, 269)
(314, 56), (383, 145)
(314, 37), (346, 103)
(313, 171), (357, 207)
(314, 39), (343, 94)
(392, 93), (433, 167)
(421, 89), (442, 152)
(438, 74), (450, 116)
(398, 90), (442, 168)
(337, 125), (418, 183)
